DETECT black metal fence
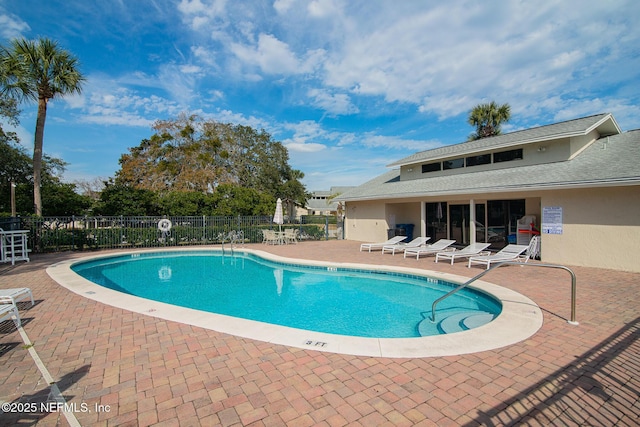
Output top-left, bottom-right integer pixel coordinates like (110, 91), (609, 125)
(7, 215), (343, 254)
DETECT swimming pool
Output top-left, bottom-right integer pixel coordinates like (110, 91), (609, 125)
(69, 250), (501, 338)
(47, 247), (543, 357)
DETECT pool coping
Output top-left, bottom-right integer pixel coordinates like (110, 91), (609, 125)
(46, 247), (543, 358)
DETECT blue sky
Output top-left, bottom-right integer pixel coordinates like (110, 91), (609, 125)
(2, 0), (639, 192)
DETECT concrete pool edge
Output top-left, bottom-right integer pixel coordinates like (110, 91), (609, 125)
(46, 247), (543, 358)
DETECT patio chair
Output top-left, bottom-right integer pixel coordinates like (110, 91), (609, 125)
(403, 239), (456, 259)
(435, 243), (491, 265)
(467, 244), (530, 269)
(359, 235), (407, 252)
(381, 237), (430, 255)
(262, 229), (284, 245)
(0, 288), (34, 308)
(0, 303), (20, 328)
(283, 229), (299, 244)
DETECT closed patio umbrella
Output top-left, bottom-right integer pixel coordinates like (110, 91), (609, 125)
(273, 198), (284, 232)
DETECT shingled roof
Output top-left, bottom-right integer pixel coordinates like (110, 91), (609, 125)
(388, 113), (621, 168)
(339, 122), (639, 202)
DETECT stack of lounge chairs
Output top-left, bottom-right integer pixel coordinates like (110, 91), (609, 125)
(403, 239), (456, 259)
(359, 235), (407, 252)
(435, 243), (492, 265)
(381, 237), (430, 255)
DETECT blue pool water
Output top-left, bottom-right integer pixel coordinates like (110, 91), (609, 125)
(71, 251), (501, 338)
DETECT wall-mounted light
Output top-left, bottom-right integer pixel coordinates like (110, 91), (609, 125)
(537, 146), (546, 152)
(407, 168), (413, 172)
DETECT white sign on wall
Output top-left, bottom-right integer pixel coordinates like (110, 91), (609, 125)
(542, 206), (563, 234)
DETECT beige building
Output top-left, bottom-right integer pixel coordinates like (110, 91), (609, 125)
(338, 113), (640, 272)
(305, 187), (354, 216)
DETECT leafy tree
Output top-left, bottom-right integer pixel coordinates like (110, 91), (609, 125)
(158, 191), (211, 216)
(93, 180), (160, 216)
(208, 184), (274, 216)
(467, 101), (511, 140)
(40, 181), (92, 216)
(116, 114), (309, 213)
(0, 37), (86, 215)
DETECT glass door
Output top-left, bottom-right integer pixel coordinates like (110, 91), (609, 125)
(487, 200), (525, 248)
(425, 202), (448, 242)
(449, 203), (486, 245)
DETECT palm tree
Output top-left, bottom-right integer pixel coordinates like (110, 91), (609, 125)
(0, 37), (85, 215)
(467, 101), (511, 141)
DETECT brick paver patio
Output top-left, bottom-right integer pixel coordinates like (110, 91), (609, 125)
(0, 240), (638, 426)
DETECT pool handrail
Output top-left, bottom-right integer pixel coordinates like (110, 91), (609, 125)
(430, 261), (578, 325)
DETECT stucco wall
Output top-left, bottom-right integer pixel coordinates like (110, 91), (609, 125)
(345, 186), (640, 272)
(345, 201), (423, 242)
(540, 186), (640, 272)
(344, 201), (389, 242)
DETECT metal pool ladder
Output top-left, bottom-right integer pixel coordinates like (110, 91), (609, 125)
(430, 262), (578, 325)
(220, 230), (244, 256)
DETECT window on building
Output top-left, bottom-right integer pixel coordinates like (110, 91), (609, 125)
(422, 162), (441, 173)
(443, 158), (464, 170)
(494, 148), (523, 163)
(466, 153), (491, 167)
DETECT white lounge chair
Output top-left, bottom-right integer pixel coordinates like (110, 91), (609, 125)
(0, 303), (20, 327)
(381, 237), (430, 255)
(435, 243), (491, 265)
(359, 235), (407, 252)
(403, 239), (456, 259)
(0, 288), (34, 307)
(467, 244), (531, 269)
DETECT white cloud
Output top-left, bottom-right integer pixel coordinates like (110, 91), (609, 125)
(273, 0), (297, 14)
(307, 89), (358, 116)
(359, 134), (442, 152)
(179, 64), (203, 74)
(0, 9), (30, 39)
(317, 1), (640, 120)
(285, 141), (327, 152)
(307, 0), (340, 18)
(70, 76), (183, 127)
(230, 33), (319, 75)
(177, 0), (227, 30)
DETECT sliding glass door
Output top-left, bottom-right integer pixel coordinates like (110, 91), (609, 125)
(487, 200), (526, 247)
(427, 200), (524, 247)
(448, 204), (486, 245)
(425, 202), (448, 243)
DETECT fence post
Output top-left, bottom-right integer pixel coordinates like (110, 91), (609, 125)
(325, 216), (329, 240)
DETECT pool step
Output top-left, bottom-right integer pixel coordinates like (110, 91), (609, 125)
(418, 311), (495, 336)
(439, 311), (495, 334)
